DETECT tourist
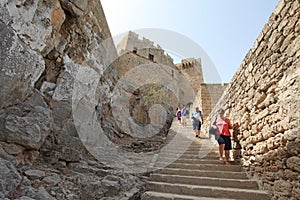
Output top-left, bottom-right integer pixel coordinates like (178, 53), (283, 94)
(191, 107), (203, 138)
(181, 104), (187, 127)
(176, 105), (182, 125)
(215, 108), (234, 165)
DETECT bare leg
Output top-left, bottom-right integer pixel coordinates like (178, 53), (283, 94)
(219, 144), (225, 163)
(225, 150), (230, 165)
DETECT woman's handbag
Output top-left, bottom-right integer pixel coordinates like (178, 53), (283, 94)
(209, 117), (217, 135)
(209, 125), (217, 135)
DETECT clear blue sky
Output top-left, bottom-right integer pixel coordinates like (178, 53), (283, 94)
(101, 0), (279, 83)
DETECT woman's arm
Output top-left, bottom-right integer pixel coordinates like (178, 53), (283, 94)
(226, 118), (233, 129)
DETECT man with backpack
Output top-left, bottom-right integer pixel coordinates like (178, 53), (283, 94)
(191, 107), (203, 138)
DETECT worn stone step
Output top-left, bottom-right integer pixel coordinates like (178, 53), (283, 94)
(155, 153), (219, 162)
(152, 161), (238, 170)
(162, 142), (215, 147)
(158, 149), (218, 155)
(179, 154), (219, 160)
(164, 163), (242, 172)
(142, 191), (236, 200)
(174, 158), (237, 165)
(154, 168), (249, 179)
(157, 150), (219, 158)
(158, 151), (219, 159)
(149, 174), (258, 189)
(146, 182), (271, 200)
(154, 157), (232, 165)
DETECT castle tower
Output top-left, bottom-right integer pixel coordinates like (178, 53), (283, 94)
(175, 58), (204, 94)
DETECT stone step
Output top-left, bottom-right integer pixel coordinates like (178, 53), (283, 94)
(161, 141), (214, 150)
(178, 154), (220, 160)
(149, 174), (258, 189)
(158, 149), (218, 155)
(146, 182), (271, 200)
(163, 163), (242, 172)
(154, 157), (233, 165)
(158, 148), (218, 155)
(174, 158), (236, 165)
(155, 153), (219, 162)
(142, 191), (236, 200)
(158, 151), (219, 159)
(154, 168), (249, 179)
(152, 161), (239, 170)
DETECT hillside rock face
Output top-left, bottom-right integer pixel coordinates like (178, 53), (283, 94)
(0, 0), (145, 199)
(203, 1), (300, 199)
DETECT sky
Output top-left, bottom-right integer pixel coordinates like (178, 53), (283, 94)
(101, 0), (279, 83)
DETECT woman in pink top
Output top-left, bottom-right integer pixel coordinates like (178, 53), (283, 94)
(215, 109), (233, 165)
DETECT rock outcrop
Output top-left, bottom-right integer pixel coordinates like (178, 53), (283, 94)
(0, 0), (145, 199)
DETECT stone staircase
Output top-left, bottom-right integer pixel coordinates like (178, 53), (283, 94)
(141, 120), (271, 200)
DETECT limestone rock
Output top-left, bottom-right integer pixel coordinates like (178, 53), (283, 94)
(101, 175), (121, 196)
(15, 197), (35, 200)
(0, 20), (45, 109)
(0, 158), (22, 197)
(59, 0), (88, 17)
(0, 0), (56, 52)
(0, 103), (53, 149)
(32, 187), (56, 200)
(42, 173), (61, 185)
(286, 156), (300, 172)
(80, 181), (104, 199)
(274, 180), (293, 196)
(25, 169), (46, 180)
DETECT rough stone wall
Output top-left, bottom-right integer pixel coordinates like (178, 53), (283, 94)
(115, 52), (193, 121)
(199, 83), (227, 119)
(116, 51), (179, 78)
(203, 0), (300, 199)
(0, 0), (145, 199)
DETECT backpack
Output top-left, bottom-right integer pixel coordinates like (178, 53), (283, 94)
(181, 107), (186, 116)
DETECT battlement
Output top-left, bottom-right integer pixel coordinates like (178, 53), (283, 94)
(176, 58), (201, 69)
(117, 31), (162, 54)
(117, 31), (174, 67)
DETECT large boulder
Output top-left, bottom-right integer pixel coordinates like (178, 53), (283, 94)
(0, 20), (45, 109)
(0, 103), (53, 149)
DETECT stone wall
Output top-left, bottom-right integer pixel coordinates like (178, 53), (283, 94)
(115, 51), (194, 120)
(203, 0), (300, 199)
(199, 83), (227, 119)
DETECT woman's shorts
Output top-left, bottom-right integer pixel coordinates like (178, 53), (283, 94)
(192, 120), (201, 130)
(217, 135), (232, 150)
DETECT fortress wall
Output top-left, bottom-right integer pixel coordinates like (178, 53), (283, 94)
(199, 83), (227, 119)
(203, 0), (300, 199)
